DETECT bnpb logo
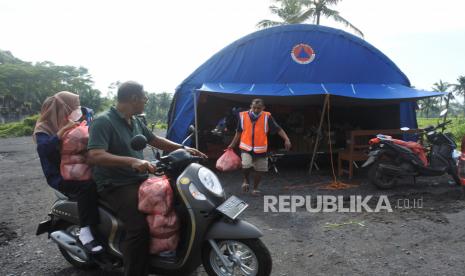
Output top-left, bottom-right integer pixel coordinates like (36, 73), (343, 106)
(291, 43), (316, 64)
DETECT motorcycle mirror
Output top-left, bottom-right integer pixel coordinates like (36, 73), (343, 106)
(400, 127), (410, 131)
(130, 134), (148, 151)
(188, 125), (196, 134)
(439, 109), (448, 117)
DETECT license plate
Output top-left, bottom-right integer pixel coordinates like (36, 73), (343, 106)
(216, 196), (248, 220)
(36, 219), (52, 236)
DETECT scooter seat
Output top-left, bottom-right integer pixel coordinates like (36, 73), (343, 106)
(54, 190), (69, 200)
(419, 165), (447, 176)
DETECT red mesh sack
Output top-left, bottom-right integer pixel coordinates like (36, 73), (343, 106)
(215, 148), (241, 172)
(391, 139), (428, 166)
(458, 154), (465, 186)
(60, 154), (92, 181)
(138, 176), (173, 215)
(149, 234), (179, 255)
(146, 210), (180, 238)
(61, 121), (88, 155)
(60, 121), (91, 181)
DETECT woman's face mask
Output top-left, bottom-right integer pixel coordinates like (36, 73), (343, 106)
(68, 107), (83, 122)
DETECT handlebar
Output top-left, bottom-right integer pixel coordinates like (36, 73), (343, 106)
(420, 120), (451, 134)
(150, 160), (167, 173)
(149, 155), (205, 174)
(436, 120), (452, 130)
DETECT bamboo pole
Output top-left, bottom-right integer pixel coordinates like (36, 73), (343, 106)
(309, 94), (330, 175)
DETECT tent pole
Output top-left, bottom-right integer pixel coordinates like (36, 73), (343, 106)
(309, 94), (330, 175)
(193, 91), (199, 149)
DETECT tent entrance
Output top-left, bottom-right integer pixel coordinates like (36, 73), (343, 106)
(195, 92), (401, 169)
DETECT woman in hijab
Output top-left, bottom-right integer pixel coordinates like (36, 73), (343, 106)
(34, 91), (103, 254)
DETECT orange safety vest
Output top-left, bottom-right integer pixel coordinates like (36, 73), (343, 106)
(239, 111), (271, 154)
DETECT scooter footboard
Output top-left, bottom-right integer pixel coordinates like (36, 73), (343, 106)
(205, 219), (263, 240)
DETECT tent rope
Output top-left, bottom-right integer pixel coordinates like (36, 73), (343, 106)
(319, 95), (357, 190)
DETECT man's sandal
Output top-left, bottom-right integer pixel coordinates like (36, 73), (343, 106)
(251, 190), (261, 196)
(242, 183), (250, 193)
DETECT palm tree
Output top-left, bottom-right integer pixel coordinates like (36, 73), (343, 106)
(419, 97), (440, 118)
(432, 80), (451, 110)
(453, 75), (465, 116)
(258, 0), (363, 37)
(257, 0), (305, 28)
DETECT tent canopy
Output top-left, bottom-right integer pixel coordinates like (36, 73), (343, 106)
(198, 82), (441, 103)
(167, 24), (442, 143)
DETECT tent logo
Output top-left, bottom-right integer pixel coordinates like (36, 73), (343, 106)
(291, 43), (316, 64)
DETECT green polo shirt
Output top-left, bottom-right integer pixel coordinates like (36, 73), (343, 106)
(88, 107), (156, 192)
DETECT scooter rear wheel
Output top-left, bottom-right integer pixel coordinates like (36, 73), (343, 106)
(202, 238), (272, 276)
(368, 161), (397, 189)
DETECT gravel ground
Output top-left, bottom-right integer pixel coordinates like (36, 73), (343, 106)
(1, 136), (465, 276)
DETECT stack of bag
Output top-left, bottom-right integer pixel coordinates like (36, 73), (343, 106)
(60, 121), (92, 181)
(138, 176), (180, 254)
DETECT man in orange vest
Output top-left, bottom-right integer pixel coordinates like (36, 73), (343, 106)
(228, 98), (291, 195)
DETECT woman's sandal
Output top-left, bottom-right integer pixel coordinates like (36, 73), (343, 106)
(251, 190), (261, 196)
(241, 183), (250, 193)
(79, 239), (104, 255)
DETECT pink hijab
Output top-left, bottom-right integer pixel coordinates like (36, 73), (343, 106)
(33, 91), (80, 142)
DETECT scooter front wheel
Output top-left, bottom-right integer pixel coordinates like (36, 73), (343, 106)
(202, 238), (272, 276)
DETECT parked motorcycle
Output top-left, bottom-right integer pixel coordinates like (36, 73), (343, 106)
(36, 127), (272, 276)
(362, 110), (462, 190)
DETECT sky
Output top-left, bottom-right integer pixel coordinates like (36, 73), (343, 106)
(1, 0), (464, 95)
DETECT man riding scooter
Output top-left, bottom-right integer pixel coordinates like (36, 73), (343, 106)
(86, 81), (206, 276)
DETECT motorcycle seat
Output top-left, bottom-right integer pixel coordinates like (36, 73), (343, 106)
(54, 190), (69, 200)
(54, 189), (116, 213)
(97, 199), (115, 212)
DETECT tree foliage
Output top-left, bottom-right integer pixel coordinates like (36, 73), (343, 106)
(257, 0), (363, 37)
(0, 49), (103, 114)
(144, 92), (172, 125)
(417, 78), (465, 118)
(453, 75), (465, 116)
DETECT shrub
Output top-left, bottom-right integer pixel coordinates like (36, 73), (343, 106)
(0, 114), (39, 138)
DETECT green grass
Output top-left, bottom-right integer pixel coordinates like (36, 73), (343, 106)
(155, 122), (167, 130)
(417, 116), (465, 149)
(0, 114), (39, 138)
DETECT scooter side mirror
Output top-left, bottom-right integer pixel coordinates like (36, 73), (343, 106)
(131, 134), (148, 151)
(188, 125), (196, 134)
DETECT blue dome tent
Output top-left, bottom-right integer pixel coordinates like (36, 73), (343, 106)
(167, 24), (441, 150)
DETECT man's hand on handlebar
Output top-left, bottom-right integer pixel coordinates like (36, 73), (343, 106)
(131, 159), (156, 173)
(184, 147), (208, 159)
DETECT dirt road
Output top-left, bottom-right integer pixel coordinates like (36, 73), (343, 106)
(1, 136), (465, 275)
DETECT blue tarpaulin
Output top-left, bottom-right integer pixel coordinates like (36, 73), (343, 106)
(167, 24), (442, 143)
(198, 83), (440, 100)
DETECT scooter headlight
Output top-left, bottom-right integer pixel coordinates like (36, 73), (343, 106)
(189, 183), (207, 200)
(198, 167), (224, 197)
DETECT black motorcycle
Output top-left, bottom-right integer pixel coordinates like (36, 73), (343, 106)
(363, 113), (462, 190)
(36, 127), (272, 276)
